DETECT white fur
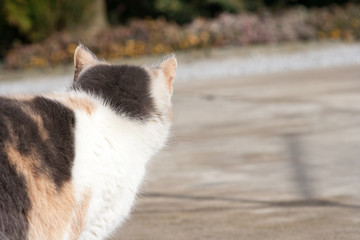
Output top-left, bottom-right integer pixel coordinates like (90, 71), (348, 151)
(64, 90), (170, 240)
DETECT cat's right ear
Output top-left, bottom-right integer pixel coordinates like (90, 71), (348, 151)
(73, 44), (100, 81)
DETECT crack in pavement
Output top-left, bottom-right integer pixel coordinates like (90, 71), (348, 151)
(142, 192), (360, 210)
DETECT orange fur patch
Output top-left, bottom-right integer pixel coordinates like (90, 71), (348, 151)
(62, 96), (96, 115)
(69, 189), (92, 240)
(40, 94), (96, 115)
(4, 120), (77, 240)
(19, 104), (49, 141)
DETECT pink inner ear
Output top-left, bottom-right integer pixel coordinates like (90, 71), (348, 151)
(73, 45), (100, 81)
(160, 57), (177, 93)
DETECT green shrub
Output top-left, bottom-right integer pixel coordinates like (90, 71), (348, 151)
(2, 0), (88, 42)
(0, 1), (22, 59)
(106, 0), (251, 24)
(154, 0), (249, 23)
(105, 0), (359, 25)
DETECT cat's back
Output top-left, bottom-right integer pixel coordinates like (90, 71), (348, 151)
(0, 96), (76, 186)
(0, 97), (31, 240)
(0, 96), (78, 240)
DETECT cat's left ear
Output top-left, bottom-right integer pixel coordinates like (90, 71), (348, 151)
(73, 44), (100, 81)
(156, 54), (177, 95)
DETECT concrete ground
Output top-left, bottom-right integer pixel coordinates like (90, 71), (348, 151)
(117, 65), (360, 240)
(1, 43), (359, 240)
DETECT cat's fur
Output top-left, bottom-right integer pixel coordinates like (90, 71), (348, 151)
(0, 44), (176, 240)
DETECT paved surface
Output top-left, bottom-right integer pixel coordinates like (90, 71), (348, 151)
(117, 65), (360, 240)
(1, 44), (360, 239)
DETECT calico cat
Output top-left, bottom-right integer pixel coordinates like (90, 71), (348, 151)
(0, 44), (176, 240)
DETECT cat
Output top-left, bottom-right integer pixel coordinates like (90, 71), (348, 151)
(0, 44), (177, 240)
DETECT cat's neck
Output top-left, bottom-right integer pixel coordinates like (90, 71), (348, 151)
(65, 90), (169, 157)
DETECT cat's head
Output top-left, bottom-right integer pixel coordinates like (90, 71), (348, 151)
(71, 44), (176, 122)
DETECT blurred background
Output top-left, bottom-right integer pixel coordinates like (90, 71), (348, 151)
(1, 0), (360, 69)
(1, 1), (360, 239)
